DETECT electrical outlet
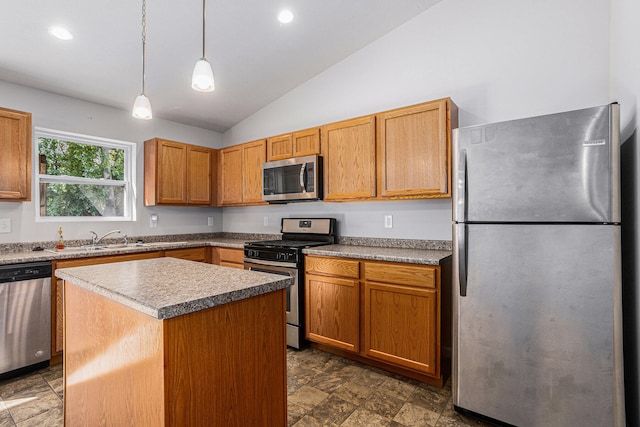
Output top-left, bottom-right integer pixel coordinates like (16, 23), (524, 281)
(263, 216), (269, 227)
(384, 215), (393, 229)
(207, 216), (214, 226)
(150, 214), (158, 229)
(0, 218), (10, 233)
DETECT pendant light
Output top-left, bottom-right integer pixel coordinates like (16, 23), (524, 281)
(132, 0), (152, 119)
(191, 0), (215, 92)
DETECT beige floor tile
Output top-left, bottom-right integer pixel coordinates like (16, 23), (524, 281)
(309, 395), (356, 425)
(288, 385), (329, 412)
(393, 402), (440, 427)
(341, 408), (391, 427)
(331, 381), (375, 406)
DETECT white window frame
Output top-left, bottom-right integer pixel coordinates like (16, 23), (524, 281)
(34, 127), (137, 223)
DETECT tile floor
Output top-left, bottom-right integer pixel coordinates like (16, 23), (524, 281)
(0, 348), (491, 426)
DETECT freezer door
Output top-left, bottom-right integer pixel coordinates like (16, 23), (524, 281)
(452, 224), (625, 427)
(452, 104), (620, 223)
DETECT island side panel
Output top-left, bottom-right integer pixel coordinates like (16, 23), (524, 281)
(63, 281), (165, 427)
(163, 288), (288, 427)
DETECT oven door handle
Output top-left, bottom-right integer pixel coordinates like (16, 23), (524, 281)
(243, 258), (297, 269)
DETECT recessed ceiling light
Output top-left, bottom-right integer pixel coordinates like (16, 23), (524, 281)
(49, 26), (73, 41)
(278, 9), (294, 24)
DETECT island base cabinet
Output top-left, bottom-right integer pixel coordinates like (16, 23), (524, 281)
(64, 282), (287, 427)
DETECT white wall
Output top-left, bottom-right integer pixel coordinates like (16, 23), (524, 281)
(611, 0), (640, 424)
(0, 81), (223, 244)
(222, 0), (610, 238)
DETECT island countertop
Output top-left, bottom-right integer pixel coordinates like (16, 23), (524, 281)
(55, 257), (293, 320)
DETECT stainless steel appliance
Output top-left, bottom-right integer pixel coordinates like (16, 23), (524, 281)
(452, 103), (625, 426)
(244, 218), (336, 348)
(0, 261), (52, 378)
(262, 155), (322, 203)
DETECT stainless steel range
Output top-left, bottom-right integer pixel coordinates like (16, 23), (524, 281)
(244, 218), (336, 349)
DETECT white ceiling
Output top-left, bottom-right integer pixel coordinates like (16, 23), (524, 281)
(0, 0), (441, 132)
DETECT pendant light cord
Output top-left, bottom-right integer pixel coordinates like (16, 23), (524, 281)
(201, 0), (206, 58)
(141, 0), (147, 94)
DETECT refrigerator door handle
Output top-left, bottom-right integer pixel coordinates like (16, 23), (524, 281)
(457, 223), (468, 296)
(455, 149), (467, 222)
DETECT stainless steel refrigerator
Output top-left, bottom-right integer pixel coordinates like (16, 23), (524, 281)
(452, 103), (625, 426)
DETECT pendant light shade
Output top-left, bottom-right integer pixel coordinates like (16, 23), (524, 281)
(192, 58), (215, 92)
(133, 0), (152, 119)
(192, 0), (215, 92)
(132, 94), (152, 119)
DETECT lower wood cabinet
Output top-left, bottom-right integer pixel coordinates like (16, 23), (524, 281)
(305, 254), (450, 386)
(306, 272), (360, 352)
(211, 247), (244, 269)
(164, 246), (209, 263)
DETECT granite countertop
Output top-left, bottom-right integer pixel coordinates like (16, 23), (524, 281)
(302, 244), (452, 265)
(0, 238), (251, 265)
(55, 257), (293, 320)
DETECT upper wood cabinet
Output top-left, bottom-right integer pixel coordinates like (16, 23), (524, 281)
(377, 98), (457, 199)
(144, 138), (213, 206)
(219, 140), (266, 206)
(266, 127), (321, 161)
(321, 116), (376, 201)
(0, 107), (32, 201)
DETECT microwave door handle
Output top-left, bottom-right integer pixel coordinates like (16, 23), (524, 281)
(299, 163), (307, 193)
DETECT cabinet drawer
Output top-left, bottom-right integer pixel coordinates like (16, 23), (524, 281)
(364, 262), (436, 288)
(164, 247), (208, 263)
(305, 256), (359, 279)
(218, 248), (244, 264)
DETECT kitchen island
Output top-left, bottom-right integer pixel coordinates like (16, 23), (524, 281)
(55, 257), (293, 427)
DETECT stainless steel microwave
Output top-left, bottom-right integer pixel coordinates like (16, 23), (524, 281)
(262, 155), (322, 203)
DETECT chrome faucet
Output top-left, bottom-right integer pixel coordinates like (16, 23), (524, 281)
(89, 230), (126, 246)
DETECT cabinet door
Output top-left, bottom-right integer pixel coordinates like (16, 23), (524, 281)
(266, 134), (292, 161)
(187, 146), (212, 205)
(364, 281), (437, 375)
(0, 108), (31, 201)
(377, 99), (450, 198)
(242, 140), (266, 204)
(305, 273), (359, 352)
(157, 140), (188, 204)
(322, 116), (376, 201)
(212, 247), (244, 269)
(219, 145), (244, 205)
(292, 128), (320, 157)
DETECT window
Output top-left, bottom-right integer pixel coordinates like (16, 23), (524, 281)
(35, 128), (136, 222)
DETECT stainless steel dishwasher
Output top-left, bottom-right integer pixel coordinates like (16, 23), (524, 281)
(0, 261), (52, 378)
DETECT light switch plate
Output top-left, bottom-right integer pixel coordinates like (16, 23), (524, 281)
(384, 215), (393, 229)
(0, 218), (10, 233)
(208, 216), (214, 226)
(263, 216), (269, 227)
(150, 214), (158, 229)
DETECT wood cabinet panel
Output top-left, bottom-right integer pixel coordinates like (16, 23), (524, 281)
(158, 140), (187, 204)
(51, 251), (163, 362)
(377, 98), (456, 199)
(266, 128), (320, 161)
(164, 247), (209, 263)
(266, 134), (293, 161)
(305, 273), (359, 352)
(322, 116), (376, 201)
(186, 145), (212, 205)
(305, 256), (360, 279)
(219, 140), (266, 206)
(0, 107), (31, 201)
(212, 247), (244, 269)
(292, 128), (321, 157)
(219, 145), (244, 205)
(364, 281), (438, 375)
(243, 139), (267, 204)
(365, 262), (436, 289)
(64, 283), (288, 426)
